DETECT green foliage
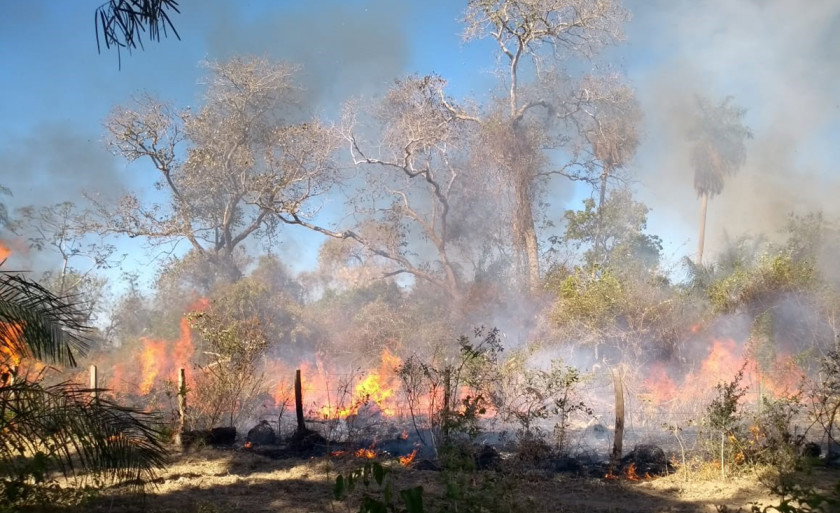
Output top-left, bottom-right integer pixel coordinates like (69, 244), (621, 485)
(562, 189), (662, 272)
(490, 352), (591, 450)
(552, 267), (627, 329)
(708, 252), (817, 313)
(706, 363), (749, 433)
(333, 461), (424, 513)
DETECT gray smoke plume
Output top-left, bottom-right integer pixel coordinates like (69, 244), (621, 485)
(190, 0), (411, 110)
(625, 0), (840, 256)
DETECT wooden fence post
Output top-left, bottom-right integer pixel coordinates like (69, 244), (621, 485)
(295, 369), (306, 433)
(178, 368), (187, 442)
(89, 364), (98, 399)
(610, 366), (625, 472)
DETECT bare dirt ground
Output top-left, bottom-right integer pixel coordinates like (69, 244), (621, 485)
(38, 448), (840, 513)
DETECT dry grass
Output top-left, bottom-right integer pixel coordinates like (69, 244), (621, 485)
(26, 447), (839, 513)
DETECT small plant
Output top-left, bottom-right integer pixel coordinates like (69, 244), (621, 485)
(702, 363), (749, 477)
(333, 461), (423, 513)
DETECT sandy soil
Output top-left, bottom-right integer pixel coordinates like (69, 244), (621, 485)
(43, 448), (839, 513)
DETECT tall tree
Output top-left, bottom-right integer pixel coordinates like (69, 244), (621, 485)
(98, 57), (338, 281)
(461, 0), (630, 294)
(296, 76), (501, 304)
(688, 95), (752, 264)
(577, 75), (641, 264)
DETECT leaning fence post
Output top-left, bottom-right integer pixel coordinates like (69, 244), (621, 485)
(89, 364), (98, 399)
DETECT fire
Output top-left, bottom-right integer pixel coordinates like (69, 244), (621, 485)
(269, 347), (405, 420)
(111, 300), (204, 396)
(137, 339), (166, 395)
(355, 447), (377, 459)
(0, 241), (10, 262)
(399, 448), (418, 466)
(626, 463), (640, 481)
(0, 322), (24, 371)
(641, 363), (677, 406)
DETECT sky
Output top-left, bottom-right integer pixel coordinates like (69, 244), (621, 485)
(1, 0), (839, 292)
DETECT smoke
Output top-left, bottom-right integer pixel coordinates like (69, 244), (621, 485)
(0, 122), (124, 210)
(190, 0), (411, 111)
(626, 0), (840, 255)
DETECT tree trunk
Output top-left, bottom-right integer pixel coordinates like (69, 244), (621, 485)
(512, 172), (540, 295)
(697, 192), (709, 265)
(594, 166), (611, 264)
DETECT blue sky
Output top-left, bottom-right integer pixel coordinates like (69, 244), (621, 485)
(1, 0), (839, 292)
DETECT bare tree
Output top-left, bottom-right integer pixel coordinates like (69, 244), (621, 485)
(15, 202), (121, 323)
(688, 95), (752, 264)
(288, 76), (502, 304)
(97, 57), (339, 281)
(459, 0), (631, 294)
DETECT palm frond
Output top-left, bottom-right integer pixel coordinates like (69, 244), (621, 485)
(0, 273), (89, 367)
(0, 378), (167, 487)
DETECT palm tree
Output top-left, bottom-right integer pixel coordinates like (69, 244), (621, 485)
(1, 272), (166, 502)
(688, 96), (752, 264)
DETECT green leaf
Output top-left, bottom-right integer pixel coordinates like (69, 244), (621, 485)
(383, 481), (393, 505)
(401, 486), (424, 513)
(360, 497), (388, 513)
(333, 474), (345, 500)
(372, 462), (385, 486)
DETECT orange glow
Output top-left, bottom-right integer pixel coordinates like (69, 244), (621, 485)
(626, 463), (640, 481)
(270, 348), (405, 420)
(0, 322), (24, 371)
(689, 323), (702, 334)
(355, 448), (377, 459)
(329, 450), (347, 458)
(137, 339), (166, 395)
(641, 363), (677, 406)
(0, 242), (10, 262)
(399, 449), (418, 466)
(111, 300), (205, 396)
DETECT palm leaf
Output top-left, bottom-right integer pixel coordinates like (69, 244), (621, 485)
(0, 273), (89, 367)
(0, 378), (166, 487)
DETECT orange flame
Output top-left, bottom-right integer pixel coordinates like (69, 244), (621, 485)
(0, 322), (23, 371)
(355, 448), (377, 459)
(399, 449), (418, 467)
(114, 302), (203, 396)
(0, 242), (10, 262)
(626, 463), (640, 481)
(270, 348), (405, 420)
(137, 340), (166, 395)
